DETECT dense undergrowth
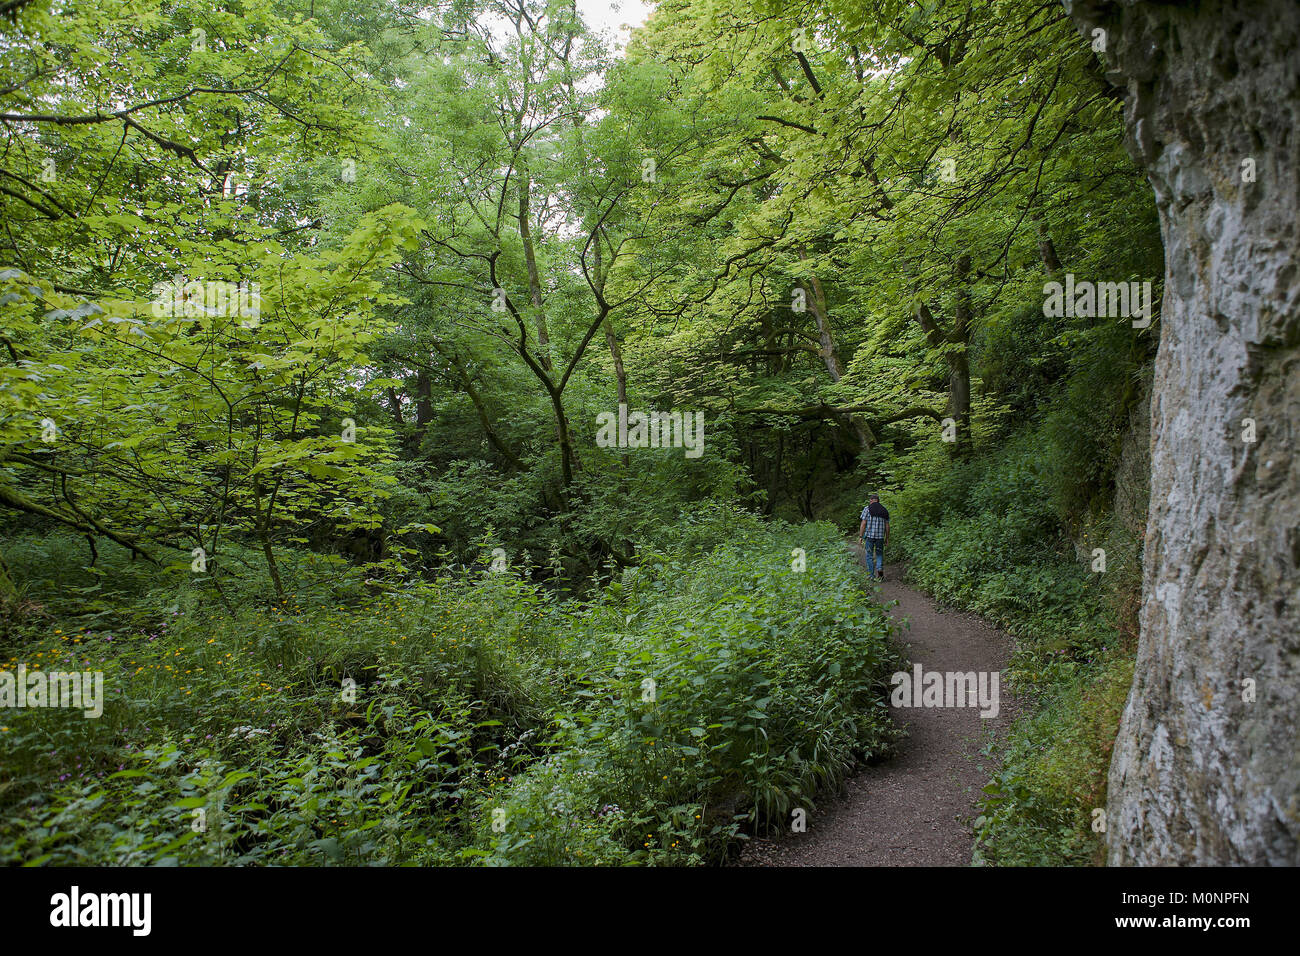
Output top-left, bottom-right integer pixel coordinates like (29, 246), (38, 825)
(0, 508), (901, 865)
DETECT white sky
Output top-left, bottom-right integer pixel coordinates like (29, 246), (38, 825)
(466, 1), (655, 55)
(575, 0), (654, 51)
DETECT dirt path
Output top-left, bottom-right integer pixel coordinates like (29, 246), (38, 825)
(737, 553), (1017, 867)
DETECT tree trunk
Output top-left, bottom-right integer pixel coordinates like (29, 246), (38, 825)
(949, 253), (973, 457)
(252, 475), (285, 603)
(804, 275), (844, 382)
(914, 256), (972, 459)
(596, 236), (630, 468)
(432, 344), (524, 472)
(385, 386), (405, 427)
(797, 251), (874, 452)
(518, 172), (552, 372)
(1066, 0), (1300, 865)
(603, 316), (630, 470)
(550, 389), (576, 493)
(1036, 218), (1063, 274)
(603, 318), (628, 408)
(414, 368), (433, 439)
(766, 433), (784, 515)
(0, 548), (16, 604)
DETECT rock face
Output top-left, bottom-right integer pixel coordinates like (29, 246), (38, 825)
(1064, 0), (1300, 864)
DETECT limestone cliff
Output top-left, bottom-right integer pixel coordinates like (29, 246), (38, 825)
(1064, 0), (1300, 864)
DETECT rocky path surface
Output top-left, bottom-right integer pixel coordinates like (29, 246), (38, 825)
(737, 556), (1017, 866)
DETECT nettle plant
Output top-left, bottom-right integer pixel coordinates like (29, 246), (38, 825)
(0, 207), (424, 603)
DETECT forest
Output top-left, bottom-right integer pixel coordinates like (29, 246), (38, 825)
(1, 0), (1288, 870)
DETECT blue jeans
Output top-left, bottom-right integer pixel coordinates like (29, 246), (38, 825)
(863, 537), (884, 575)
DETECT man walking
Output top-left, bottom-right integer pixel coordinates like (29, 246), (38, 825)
(859, 493), (890, 582)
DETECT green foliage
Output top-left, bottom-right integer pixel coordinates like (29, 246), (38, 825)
(469, 518), (902, 864)
(1, 521), (899, 865)
(1, 0), (1164, 869)
(973, 654), (1133, 866)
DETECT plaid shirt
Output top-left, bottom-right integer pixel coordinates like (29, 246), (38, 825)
(860, 505), (889, 540)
